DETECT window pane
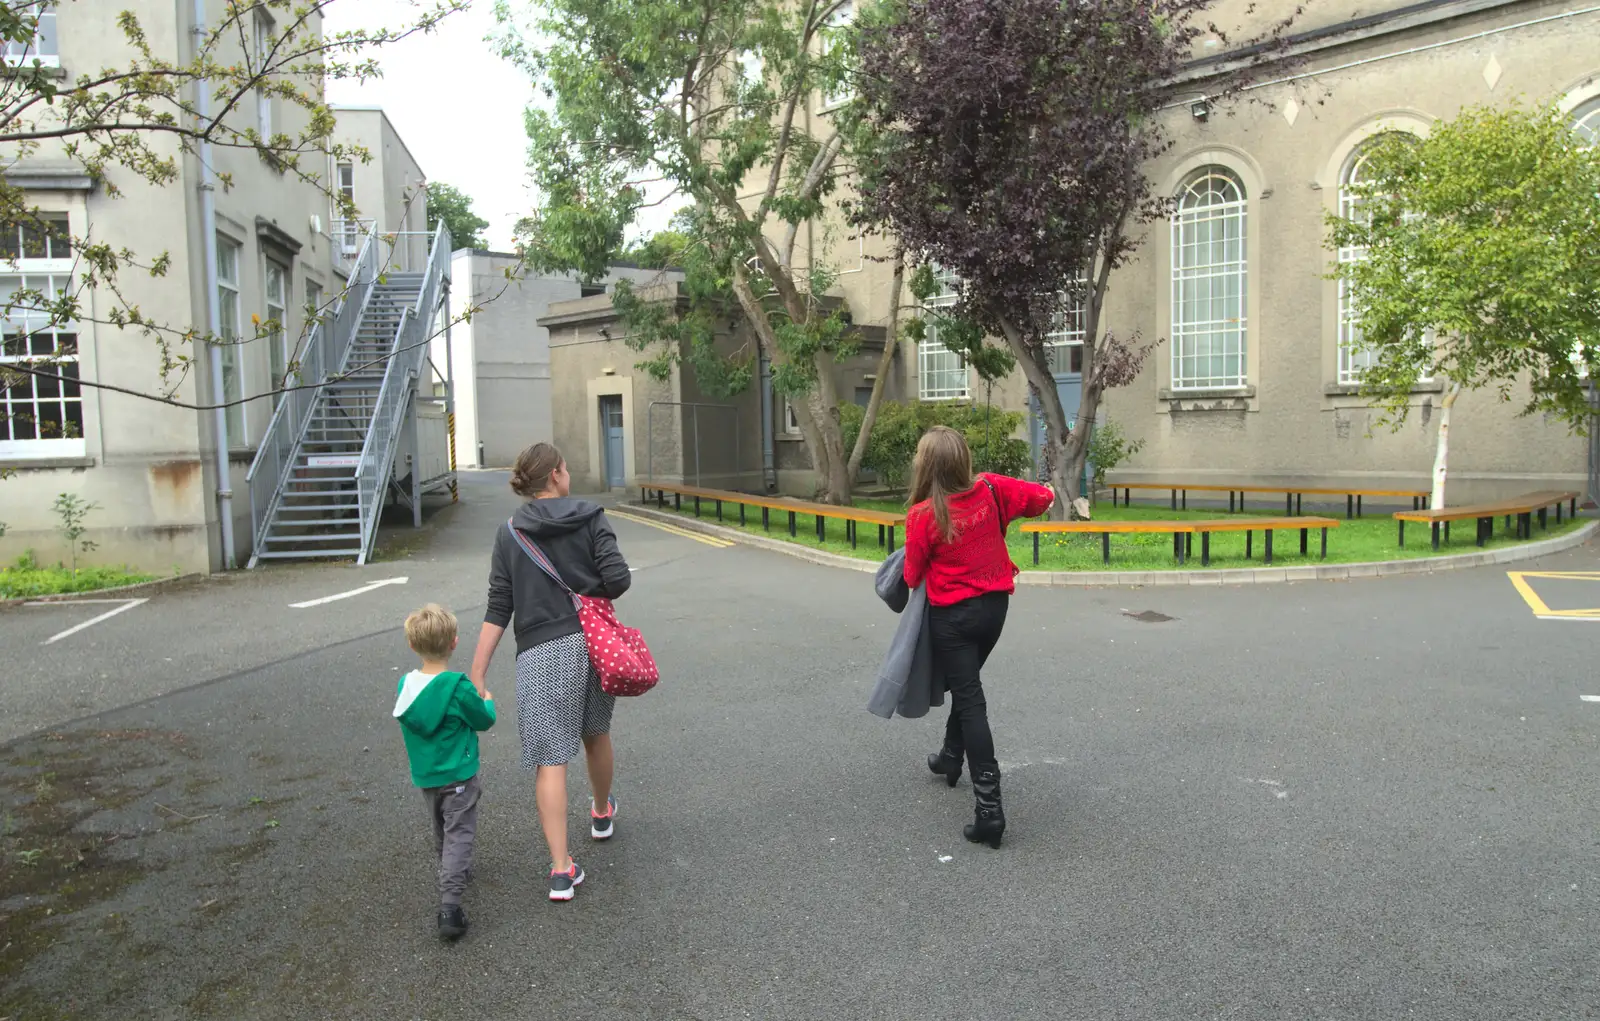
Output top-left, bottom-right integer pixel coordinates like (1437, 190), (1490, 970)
(1171, 169), (1247, 389)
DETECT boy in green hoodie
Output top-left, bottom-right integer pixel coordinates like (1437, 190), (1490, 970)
(394, 604), (496, 941)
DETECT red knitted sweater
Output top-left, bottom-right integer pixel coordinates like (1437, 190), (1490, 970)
(903, 473), (1055, 606)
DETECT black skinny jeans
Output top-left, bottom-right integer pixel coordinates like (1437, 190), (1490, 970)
(928, 591), (1010, 776)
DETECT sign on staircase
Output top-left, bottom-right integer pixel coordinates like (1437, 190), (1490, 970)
(307, 454), (362, 468)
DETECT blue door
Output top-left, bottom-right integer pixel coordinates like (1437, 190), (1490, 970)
(1030, 353), (1090, 490)
(601, 395), (625, 488)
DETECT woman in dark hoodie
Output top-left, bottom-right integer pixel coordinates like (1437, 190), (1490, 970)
(467, 442), (632, 902)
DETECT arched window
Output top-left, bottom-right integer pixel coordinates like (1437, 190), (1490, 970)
(1170, 169), (1247, 390)
(1337, 146), (1379, 384)
(1572, 97), (1600, 146)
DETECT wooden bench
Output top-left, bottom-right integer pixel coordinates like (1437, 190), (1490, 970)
(639, 481), (907, 551)
(1393, 491), (1579, 550)
(1021, 516), (1340, 567)
(1110, 482), (1430, 518)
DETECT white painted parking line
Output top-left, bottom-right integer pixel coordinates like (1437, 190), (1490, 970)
(289, 576), (408, 609)
(26, 598), (149, 645)
(1537, 615), (1600, 622)
(1581, 695), (1600, 703)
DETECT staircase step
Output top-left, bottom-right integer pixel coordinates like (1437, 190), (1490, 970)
(278, 503), (361, 512)
(263, 532), (362, 544)
(269, 517), (361, 527)
(254, 549), (364, 560)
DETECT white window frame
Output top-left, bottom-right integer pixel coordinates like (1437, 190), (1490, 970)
(1336, 148), (1377, 386)
(918, 266), (969, 402)
(1170, 169), (1248, 391)
(336, 163), (359, 253)
(254, 8), (274, 139)
(216, 236), (246, 443)
(817, 1), (853, 112)
(4, 3), (59, 69)
(264, 258), (289, 405)
(783, 398), (801, 434)
(1044, 276), (1088, 376)
(0, 213), (83, 458)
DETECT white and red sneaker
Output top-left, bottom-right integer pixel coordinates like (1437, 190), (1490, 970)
(590, 796), (618, 841)
(549, 861), (585, 902)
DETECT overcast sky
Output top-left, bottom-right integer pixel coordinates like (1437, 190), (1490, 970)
(324, 0), (677, 252)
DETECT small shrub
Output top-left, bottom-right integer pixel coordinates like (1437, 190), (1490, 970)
(1087, 420), (1146, 500)
(52, 492), (99, 574)
(842, 399), (1031, 491)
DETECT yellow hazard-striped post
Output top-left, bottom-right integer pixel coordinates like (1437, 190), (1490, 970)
(447, 411), (459, 503)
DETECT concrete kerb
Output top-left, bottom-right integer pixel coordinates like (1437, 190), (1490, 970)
(621, 503), (1600, 586)
(0, 572), (206, 610)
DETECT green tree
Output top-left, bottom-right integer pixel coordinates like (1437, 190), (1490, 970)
(622, 229), (692, 270)
(426, 182), (490, 250)
(1328, 103), (1600, 508)
(497, 0), (879, 504)
(0, 0), (469, 460)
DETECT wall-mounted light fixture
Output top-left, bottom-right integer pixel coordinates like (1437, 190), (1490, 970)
(599, 326), (612, 340)
(1191, 98), (1210, 122)
(602, 366), (616, 376)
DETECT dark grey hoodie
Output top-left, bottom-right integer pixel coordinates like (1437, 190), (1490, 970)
(486, 498), (632, 654)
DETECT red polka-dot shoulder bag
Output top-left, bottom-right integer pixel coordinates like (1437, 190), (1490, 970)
(508, 519), (660, 697)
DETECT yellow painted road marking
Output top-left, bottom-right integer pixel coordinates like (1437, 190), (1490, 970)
(1506, 571), (1600, 620)
(608, 509), (735, 548)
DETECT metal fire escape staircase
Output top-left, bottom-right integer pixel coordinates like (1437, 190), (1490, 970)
(244, 223), (454, 566)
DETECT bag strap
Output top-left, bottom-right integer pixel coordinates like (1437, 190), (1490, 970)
(507, 518), (582, 610)
(979, 476), (1007, 538)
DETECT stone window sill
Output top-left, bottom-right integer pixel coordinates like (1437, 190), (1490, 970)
(0, 456), (96, 471)
(1323, 381), (1445, 396)
(1159, 386), (1256, 401)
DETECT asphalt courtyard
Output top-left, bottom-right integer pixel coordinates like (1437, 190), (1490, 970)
(2, 472), (1598, 1020)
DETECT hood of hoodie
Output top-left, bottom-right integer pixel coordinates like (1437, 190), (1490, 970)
(512, 497), (605, 538)
(394, 671), (457, 736)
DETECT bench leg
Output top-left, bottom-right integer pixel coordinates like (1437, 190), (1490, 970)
(1102, 531), (1111, 565)
(789, 511), (796, 537)
(674, 492), (681, 511)
(1539, 507), (1547, 530)
(694, 496), (701, 517)
(1124, 487), (1131, 507)
(1246, 530), (1253, 559)
(1186, 533), (1193, 558)
(1571, 497), (1577, 519)
(1504, 513), (1510, 534)
(1321, 527), (1328, 559)
(1398, 520), (1404, 547)
(1347, 494), (1353, 519)
(878, 523), (885, 547)
(1112, 488), (1119, 508)
(1286, 493), (1293, 515)
(1445, 521), (1451, 544)
(1557, 502), (1564, 524)
(1182, 490), (1187, 511)
(763, 506), (770, 531)
(1033, 532), (1040, 566)
(1412, 496), (1418, 511)
(849, 520), (857, 549)
(716, 498), (723, 521)
(1201, 531), (1210, 567)
(1229, 491), (1235, 513)
(818, 516), (826, 542)
(1432, 522), (1440, 550)
(888, 526), (896, 554)
(1477, 517), (1487, 547)
(1521, 512), (1532, 539)
(739, 503), (746, 526)
(1265, 529), (1274, 564)
(1171, 488), (1177, 511)
(658, 489), (665, 508)
(1300, 527), (1308, 556)
(1297, 493), (1303, 516)
(1173, 531), (1182, 563)
(1357, 495), (1363, 517)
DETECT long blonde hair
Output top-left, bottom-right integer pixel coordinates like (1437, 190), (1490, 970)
(908, 426), (974, 543)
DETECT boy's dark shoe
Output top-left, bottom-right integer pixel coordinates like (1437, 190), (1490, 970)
(437, 904), (469, 940)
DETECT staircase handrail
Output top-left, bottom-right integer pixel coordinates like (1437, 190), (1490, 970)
(354, 222), (452, 562)
(245, 225), (381, 559)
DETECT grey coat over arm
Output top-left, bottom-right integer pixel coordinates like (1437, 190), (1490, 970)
(867, 548), (941, 720)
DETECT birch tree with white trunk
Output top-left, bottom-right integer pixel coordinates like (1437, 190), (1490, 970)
(1328, 104), (1600, 509)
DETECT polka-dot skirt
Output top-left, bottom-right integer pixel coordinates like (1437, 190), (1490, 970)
(514, 632), (616, 769)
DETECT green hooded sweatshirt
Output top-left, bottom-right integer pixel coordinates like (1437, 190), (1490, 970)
(393, 670), (496, 788)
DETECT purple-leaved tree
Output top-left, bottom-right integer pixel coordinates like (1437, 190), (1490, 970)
(852, 0), (1299, 516)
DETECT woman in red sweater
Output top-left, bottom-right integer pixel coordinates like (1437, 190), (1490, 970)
(904, 426), (1054, 848)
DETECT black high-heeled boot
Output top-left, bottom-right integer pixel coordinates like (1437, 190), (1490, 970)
(926, 748), (962, 787)
(963, 766), (1005, 848)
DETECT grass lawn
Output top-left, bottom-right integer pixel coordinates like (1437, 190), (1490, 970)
(0, 561), (157, 599)
(636, 494), (1587, 572)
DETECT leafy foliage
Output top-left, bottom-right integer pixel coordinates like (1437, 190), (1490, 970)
(1086, 420), (1145, 498)
(498, 0), (875, 502)
(426, 182), (490, 250)
(840, 400), (1028, 490)
(1327, 103), (1600, 428)
(852, 0), (1297, 514)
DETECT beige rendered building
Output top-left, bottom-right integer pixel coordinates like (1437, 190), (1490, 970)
(554, 0), (1600, 504)
(0, 5), (438, 573)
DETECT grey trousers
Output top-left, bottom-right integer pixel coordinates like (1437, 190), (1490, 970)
(423, 774), (480, 906)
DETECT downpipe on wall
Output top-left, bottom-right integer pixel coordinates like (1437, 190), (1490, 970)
(193, 0), (235, 569)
